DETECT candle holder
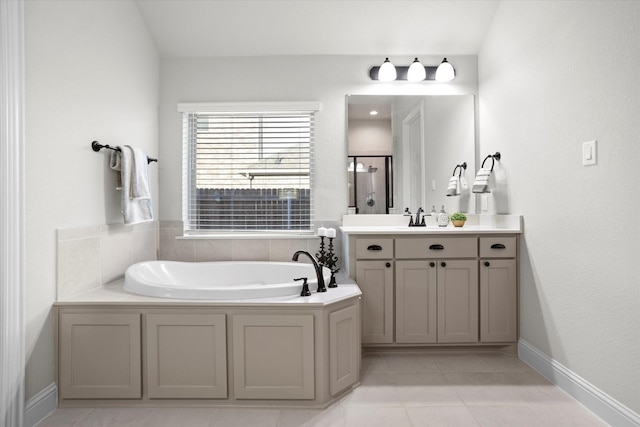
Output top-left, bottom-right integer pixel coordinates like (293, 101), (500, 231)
(325, 237), (340, 288)
(315, 236), (327, 267)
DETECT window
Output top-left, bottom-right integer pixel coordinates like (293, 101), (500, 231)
(179, 102), (320, 235)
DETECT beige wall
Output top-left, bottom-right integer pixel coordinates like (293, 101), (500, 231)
(478, 1), (640, 412)
(24, 0), (159, 400)
(348, 119), (393, 156)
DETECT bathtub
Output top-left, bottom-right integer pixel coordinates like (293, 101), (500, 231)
(124, 260), (332, 300)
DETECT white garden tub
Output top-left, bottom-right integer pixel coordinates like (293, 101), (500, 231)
(124, 260), (331, 300)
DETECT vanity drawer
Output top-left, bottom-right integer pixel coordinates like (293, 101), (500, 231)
(355, 238), (393, 259)
(479, 237), (517, 258)
(396, 237), (477, 259)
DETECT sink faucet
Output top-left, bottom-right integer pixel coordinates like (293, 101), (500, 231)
(406, 207), (425, 227)
(292, 251), (327, 292)
(414, 207), (424, 225)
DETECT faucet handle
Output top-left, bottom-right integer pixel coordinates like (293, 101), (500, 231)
(294, 277), (311, 297)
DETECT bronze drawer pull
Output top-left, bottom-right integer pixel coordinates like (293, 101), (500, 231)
(429, 244), (444, 250)
(367, 244), (383, 251)
(490, 243), (506, 249)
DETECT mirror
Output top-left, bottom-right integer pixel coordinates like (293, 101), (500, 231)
(347, 94), (476, 214)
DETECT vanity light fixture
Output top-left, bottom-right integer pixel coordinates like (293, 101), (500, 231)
(369, 57), (455, 82)
(377, 58), (397, 82)
(369, 110), (378, 116)
(435, 58), (456, 82)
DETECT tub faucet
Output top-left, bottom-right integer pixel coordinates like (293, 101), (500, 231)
(292, 251), (327, 293)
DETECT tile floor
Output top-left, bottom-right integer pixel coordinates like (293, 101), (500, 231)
(37, 352), (608, 427)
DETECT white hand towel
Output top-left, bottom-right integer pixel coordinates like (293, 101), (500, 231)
(126, 145), (152, 199)
(120, 146), (153, 224)
(472, 168), (492, 193)
(109, 150), (122, 190)
(446, 176), (459, 197)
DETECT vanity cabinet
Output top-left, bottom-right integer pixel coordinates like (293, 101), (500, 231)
(346, 231), (519, 348)
(355, 238), (394, 344)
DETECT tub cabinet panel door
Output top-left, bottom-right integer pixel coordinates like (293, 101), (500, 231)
(146, 313), (227, 399)
(329, 303), (360, 396)
(59, 312), (141, 399)
(233, 314), (314, 399)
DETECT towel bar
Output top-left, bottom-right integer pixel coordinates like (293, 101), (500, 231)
(91, 141), (158, 164)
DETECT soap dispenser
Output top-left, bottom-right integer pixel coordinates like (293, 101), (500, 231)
(437, 205), (450, 227)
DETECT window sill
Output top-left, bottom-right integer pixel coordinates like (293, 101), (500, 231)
(177, 233), (316, 240)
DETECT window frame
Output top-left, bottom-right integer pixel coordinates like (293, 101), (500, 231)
(178, 101), (321, 238)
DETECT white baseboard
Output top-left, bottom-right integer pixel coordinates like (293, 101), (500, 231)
(519, 339), (640, 427)
(24, 383), (57, 427)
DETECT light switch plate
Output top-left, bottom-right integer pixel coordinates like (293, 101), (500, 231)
(582, 140), (597, 166)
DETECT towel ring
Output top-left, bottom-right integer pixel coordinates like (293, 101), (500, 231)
(451, 162), (467, 177)
(481, 152), (501, 171)
(91, 141), (158, 164)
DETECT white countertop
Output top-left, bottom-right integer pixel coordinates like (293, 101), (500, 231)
(340, 214), (522, 235)
(54, 276), (361, 308)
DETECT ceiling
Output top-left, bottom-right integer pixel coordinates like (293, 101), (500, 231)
(135, 0), (501, 58)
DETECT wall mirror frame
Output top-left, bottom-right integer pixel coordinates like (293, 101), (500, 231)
(346, 94), (476, 215)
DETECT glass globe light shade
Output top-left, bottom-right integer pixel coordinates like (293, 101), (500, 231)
(435, 58), (455, 82)
(378, 58), (397, 82)
(407, 58), (426, 82)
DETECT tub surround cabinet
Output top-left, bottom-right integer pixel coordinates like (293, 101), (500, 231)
(342, 222), (520, 348)
(55, 284), (361, 407)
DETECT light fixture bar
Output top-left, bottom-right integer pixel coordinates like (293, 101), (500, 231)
(369, 65), (438, 81)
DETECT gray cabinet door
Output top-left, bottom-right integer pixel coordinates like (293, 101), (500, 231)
(356, 260), (394, 344)
(396, 260), (437, 343)
(437, 260), (479, 343)
(233, 314), (315, 399)
(329, 303), (360, 395)
(59, 312), (141, 399)
(480, 259), (517, 342)
(146, 313), (227, 398)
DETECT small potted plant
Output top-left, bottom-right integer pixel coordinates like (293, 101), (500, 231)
(450, 212), (467, 227)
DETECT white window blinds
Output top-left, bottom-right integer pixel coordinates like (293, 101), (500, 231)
(180, 102), (319, 234)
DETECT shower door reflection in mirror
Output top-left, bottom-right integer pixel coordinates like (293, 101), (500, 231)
(348, 156), (393, 214)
